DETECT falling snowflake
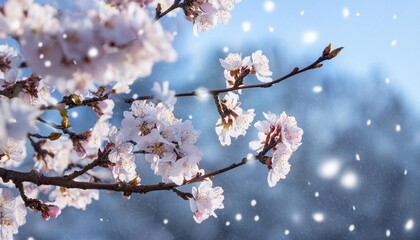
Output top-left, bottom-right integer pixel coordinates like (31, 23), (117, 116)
(405, 219), (414, 231)
(312, 212), (325, 222)
(242, 21), (252, 32)
(319, 159), (341, 179)
(312, 86), (323, 93)
(302, 30), (318, 44)
(340, 171), (358, 189)
(342, 8), (350, 18)
(391, 40), (397, 46)
(395, 124), (401, 132)
(263, 1), (275, 12)
(71, 111), (79, 118)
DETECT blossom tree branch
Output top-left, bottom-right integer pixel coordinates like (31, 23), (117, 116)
(124, 45), (343, 103)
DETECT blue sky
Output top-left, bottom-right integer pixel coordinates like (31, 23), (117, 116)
(177, 0), (420, 113)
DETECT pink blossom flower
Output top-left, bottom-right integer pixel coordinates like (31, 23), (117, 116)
(41, 204), (61, 220)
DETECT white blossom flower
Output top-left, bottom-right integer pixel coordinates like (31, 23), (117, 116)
(249, 112), (303, 187)
(34, 137), (76, 174)
(108, 127), (139, 183)
(120, 100), (160, 144)
(49, 180), (99, 210)
(189, 180), (224, 223)
(94, 100), (115, 119)
(82, 117), (111, 157)
(151, 81), (177, 107)
(215, 93), (255, 146)
(220, 53), (245, 71)
(0, 138), (27, 168)
(267, 144), (293, 187)
(220, 52), (251, 91)
(0, 0), (33, 36)
(190, 0), (240, 36)
(251, 50), (272, 82)
(111, 157), (140, 183)
(153, 143), (202, 185)
(108, 127), (134, 163)
(0, 188), (27, 240)
(0, 98), (40, 146)
(249, 111), (303, 152)
(18, 78), (51, 106)
(0, 45), (21, 86)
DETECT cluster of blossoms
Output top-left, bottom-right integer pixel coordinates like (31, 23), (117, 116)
(215, 92), (255, 146)
(0, 97), (40, 167)
(214, 50), (273, 146)
(0, 189), (26, 240)
(0, 0), (176, 95)
(183, 0), (241, 36)
(120, 96), (202, 185)
(220, 50), (273, 88)
(250, 112), (304, 187)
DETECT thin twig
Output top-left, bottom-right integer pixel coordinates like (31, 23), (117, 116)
(123, 50), (339, 103)
(154, 0), (183, 22)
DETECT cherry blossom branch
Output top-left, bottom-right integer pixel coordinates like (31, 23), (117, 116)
(15, 179), (61, 220)
(172, 188), (193, 200)
(64, 148), (111, 180)
(123, 45), (343, 103)
(0, 152), (271, 198)
(33, 45), (342, 111)
(37, 117), (77, 136)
